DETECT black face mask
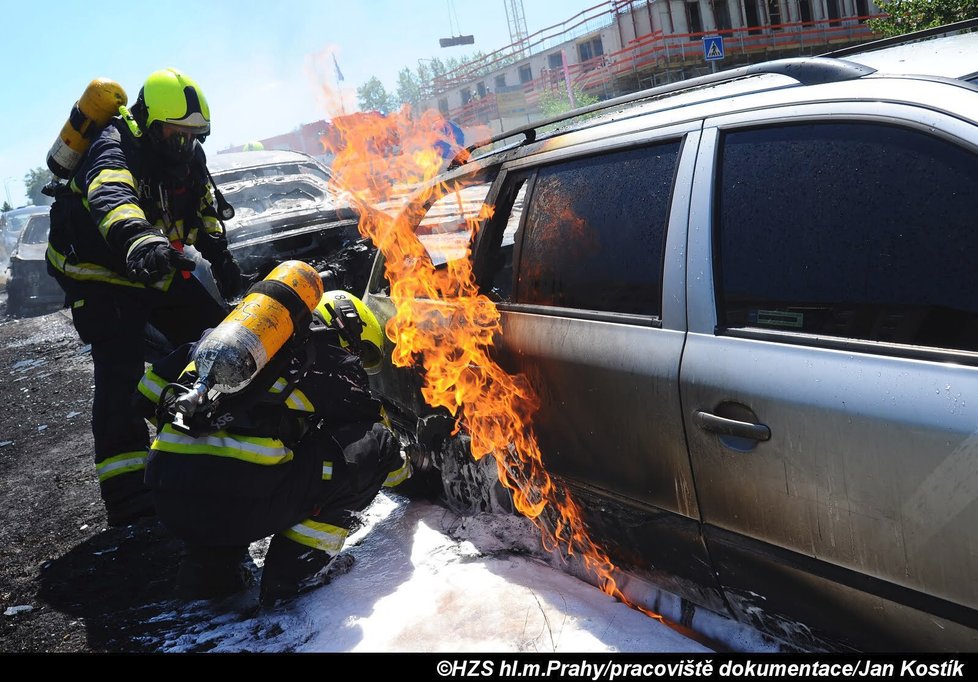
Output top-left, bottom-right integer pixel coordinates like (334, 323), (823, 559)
(148, 124), (199, 165)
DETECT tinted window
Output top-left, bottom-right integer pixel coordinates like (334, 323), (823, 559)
(717, 122), (978, 352)
(516, 142), (680, 316)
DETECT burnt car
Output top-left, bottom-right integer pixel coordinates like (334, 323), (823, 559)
(363, 25), (978, 652)
(208, 149), (373, 293)
(6, 209), (62, 317)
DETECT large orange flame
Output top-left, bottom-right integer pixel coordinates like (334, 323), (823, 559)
(324, 106), (661, 620)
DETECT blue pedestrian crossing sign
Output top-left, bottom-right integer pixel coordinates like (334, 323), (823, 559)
(703, 36), (725, 61)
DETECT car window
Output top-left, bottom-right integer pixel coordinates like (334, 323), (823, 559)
(515, 141), (680, 317)
(21, 214), (50, 244)
(717, 122), (978, 353)
(414, 181), (494, 267)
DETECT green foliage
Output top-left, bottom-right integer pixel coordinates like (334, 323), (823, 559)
(23, 167), (54, 206)
(538, 86), (600, 118)
(868, 0), (978, 37)
(356, 77), (399, 115)
(2, 201), (11, 212)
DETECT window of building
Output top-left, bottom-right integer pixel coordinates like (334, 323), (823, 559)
(516, 141), (681, 317)
(854, 0), (869, 21)
(744, 0), (762, 34)
(767, 0), (782, 29)
(716, 122), (978, 352)
(711, 0), (732, 30)
(477, 81), (487, 97)
(548, 52), (564, 69)
(518, 64), (533, 83)
(495, 74), (507, 89)
(826, 0), (842, 24)
(460, 87), (472, 105)
(577, 37), (604, 62)
(686, 2), (703, 34)
(798, 0), (813, 23)
(438, 98), (449, 116)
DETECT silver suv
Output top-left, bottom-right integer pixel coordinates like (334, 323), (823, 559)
(363, 26), (978, 652)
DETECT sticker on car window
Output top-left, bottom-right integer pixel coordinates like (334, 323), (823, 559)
(753, 309), (804, 329)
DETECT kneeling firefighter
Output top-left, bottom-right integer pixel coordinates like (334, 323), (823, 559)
(134, 261), (414, 603)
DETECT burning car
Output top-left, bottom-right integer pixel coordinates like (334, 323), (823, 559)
(208, 149), (373, 294)
(355, 26), (978, 652)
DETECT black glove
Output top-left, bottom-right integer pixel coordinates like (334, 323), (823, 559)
(210, 250), (243, 299)
(126, 236), (196, 284)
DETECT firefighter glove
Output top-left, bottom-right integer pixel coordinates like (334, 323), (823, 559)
(210, 251), (243, 299)
(126, 235), (196, 284)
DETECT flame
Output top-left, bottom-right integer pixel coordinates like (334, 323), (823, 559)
(324, 107), (661, 621)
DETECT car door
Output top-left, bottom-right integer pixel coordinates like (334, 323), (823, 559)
(471, 123), (726, 608)
(682, 98), (978, 650)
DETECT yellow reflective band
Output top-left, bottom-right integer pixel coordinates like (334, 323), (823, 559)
(72, 299), (86, 309)
(285, 388), (313, 412)
(268, 378), (315, 412)
(152, 425), (294, 465)
(70, 178), (83, 195)
(283, 519), (348, 553)
(383, 459), (412, 488)
(96, 451), (148, 482)
(89, 168), (136, 196)
(99, 203), (146, 239)
(46, 242), (162, 289)
(322, 460), (333, 480)
(137, 368), (169, 403)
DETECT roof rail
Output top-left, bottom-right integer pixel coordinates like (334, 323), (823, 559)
(821, 17), (978, 59)
(450, 57), (875, 168)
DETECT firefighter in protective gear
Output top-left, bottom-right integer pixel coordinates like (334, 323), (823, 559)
(136, 289), (413, 603)
(46, 68), (244, 527)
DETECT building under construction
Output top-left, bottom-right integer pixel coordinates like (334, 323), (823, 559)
(430, 0), (883, 133)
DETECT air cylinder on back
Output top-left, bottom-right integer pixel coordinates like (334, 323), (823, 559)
(47, 78), (128, 179)
(192, 260), (324, 393)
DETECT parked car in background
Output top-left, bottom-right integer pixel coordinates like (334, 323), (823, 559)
(362, 25), (978, 652)
(6, 208), (62, 317)
(1, 205), (49, 270)
(208, 149), (373, 294)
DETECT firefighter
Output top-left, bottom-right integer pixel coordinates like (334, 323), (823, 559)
(135, 290), (414, 604)
(46, 68), (243, 527)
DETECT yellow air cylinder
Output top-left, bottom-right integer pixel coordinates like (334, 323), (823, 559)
(47, 78), (128, 178)
(192, 260), (324, 393)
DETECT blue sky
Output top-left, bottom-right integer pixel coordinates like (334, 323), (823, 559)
(0, 0), (603, 207)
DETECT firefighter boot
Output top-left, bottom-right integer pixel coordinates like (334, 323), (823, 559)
(175, 545), (254, 600)
(105, 487), (156, 528)
(260, 534), (354, 607)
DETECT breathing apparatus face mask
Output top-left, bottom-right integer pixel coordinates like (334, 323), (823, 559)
(151, 122), (201, 164)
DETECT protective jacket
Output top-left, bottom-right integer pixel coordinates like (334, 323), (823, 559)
(46, 117), (227, 290)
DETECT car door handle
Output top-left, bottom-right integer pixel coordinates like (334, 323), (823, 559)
(693, 411), (771, 442)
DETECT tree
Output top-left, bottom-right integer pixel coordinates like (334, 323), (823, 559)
(356, 77), (399, 115)
(868, 0), (978, 37)
(2, 201), (11, 212)
(538, 86), (599, 118)
(23, 166), (54, 206)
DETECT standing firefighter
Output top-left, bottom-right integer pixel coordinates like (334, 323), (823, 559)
(45, 68), (243, 526)
(135, 267), (414, 604)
